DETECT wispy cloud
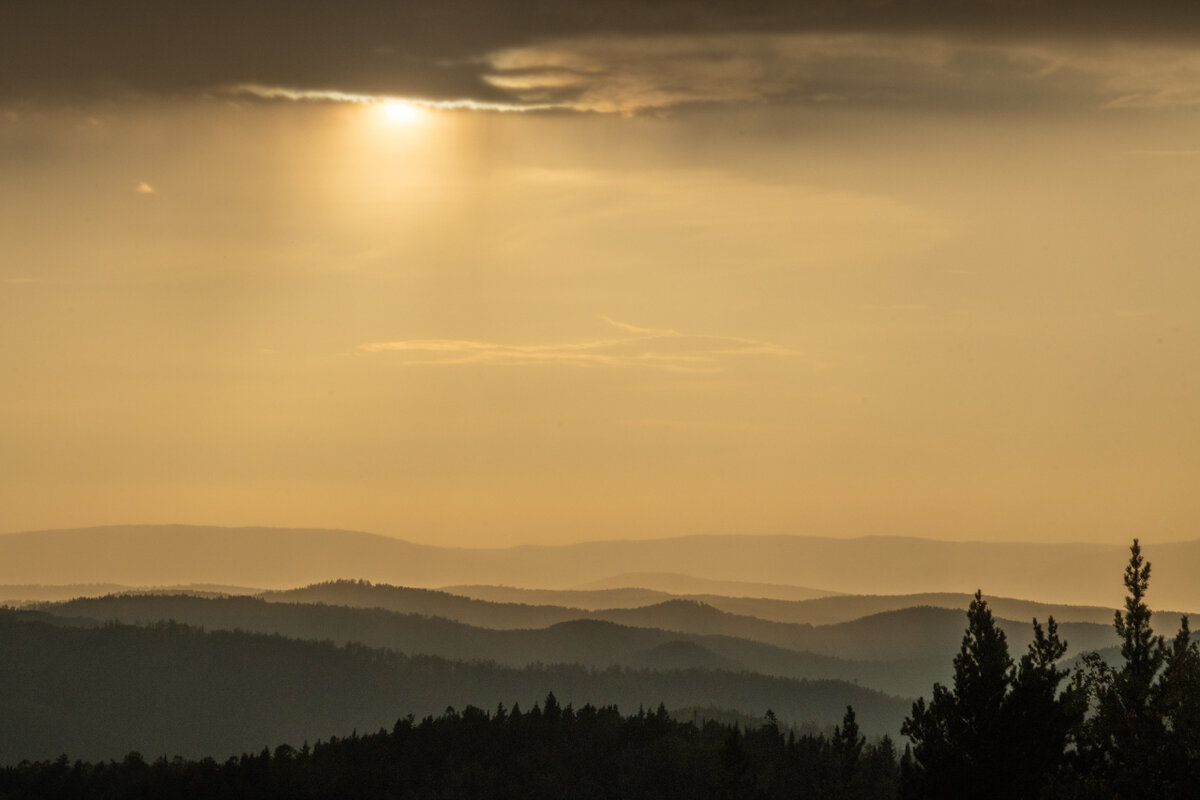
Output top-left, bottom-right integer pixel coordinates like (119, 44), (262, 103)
(482, 34), (1200, 114)
(357, 318), (797, 373)
(222, 84), (560, 113)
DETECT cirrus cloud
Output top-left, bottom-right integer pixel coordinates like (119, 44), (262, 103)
(357, 318), (798, 373)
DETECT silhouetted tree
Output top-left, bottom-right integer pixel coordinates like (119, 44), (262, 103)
(1005, 616), (1086, 797)
(1077, 539), (1168, 798)
(902, 590), (1078, 799)
(1153, 615), (1200, 798)
(1071, 539), (1200, 799)
(828, 705), (869, 799)
(902, 591), (1013, 799)
(831, 705), (865, 777)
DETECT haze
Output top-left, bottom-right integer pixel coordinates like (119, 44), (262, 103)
(3, 2), (1198, 549)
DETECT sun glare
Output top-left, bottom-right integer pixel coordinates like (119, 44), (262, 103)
(378, 100), (423, 125)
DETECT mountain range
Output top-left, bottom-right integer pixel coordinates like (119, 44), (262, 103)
(2, 526), (1197, 609)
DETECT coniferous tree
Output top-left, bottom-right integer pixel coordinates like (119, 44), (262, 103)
(1078, 539), (1168, 798)
(902, 590), (1079, 800)
(831, 705), (865, 780)
(1005, 616), (1086, 797)
(901, 591), (1013, 800)
(829, 705), (868, 800)
(1153, 615), (1200, 798)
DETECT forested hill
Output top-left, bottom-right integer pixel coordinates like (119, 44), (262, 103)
(0, 611), (910, 764)
(31, 594), (939, 697)
(443, 583), (1135, 625)
(42, 590), (1123, 665)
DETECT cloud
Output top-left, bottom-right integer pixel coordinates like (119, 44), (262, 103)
(480, 34), (1200, 114)
(4, 1), (1200, 113)
(224, 84), (552, 113)
(357, 318), (797, 372)
(135, 181), (155, 194)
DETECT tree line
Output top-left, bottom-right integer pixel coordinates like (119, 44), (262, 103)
(0, 700), (899, 799)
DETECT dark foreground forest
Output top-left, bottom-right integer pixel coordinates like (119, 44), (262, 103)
(0, 702), (897, 800)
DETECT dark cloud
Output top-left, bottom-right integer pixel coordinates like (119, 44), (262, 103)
(3, 1), (1199, 109)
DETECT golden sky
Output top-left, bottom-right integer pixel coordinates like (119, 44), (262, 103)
(1, 2), (1198, 546)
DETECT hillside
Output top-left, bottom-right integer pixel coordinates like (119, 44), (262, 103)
(33, 592), (1130, 698)
(262, 581), (592, 630)
(33, 594), (913, 691)
(259, 584), (1125, 663)
(412, 583), (1179, 628)
(678, 592), (1142, 627)
(0, 611), (911, 763)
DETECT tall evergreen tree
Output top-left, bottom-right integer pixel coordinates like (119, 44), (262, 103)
(829, 705), (868, 800)
(902, 590), (1079, 800)
(902, 591), (1013, 800)
(1005, 617), (1085, 797)
(1154, 615), (1200, 798)
(1079, 539), (1168, 798)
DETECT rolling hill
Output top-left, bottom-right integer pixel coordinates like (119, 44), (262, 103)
(32, 591), (1137, 698)
(257, 582), (1129, 663)
(0, 610), (912, 764)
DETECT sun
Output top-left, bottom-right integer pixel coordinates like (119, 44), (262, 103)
(377, 100), (423, 125)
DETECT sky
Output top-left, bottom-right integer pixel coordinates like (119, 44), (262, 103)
(2, 1), (1199, 547)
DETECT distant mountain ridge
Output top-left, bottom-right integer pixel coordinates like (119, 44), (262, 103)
(3, 525), (1198, 609)
(0, 583), (262, 604)
(578, 572), (840, 601)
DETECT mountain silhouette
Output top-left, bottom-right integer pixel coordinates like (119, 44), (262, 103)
(4, 525), (1198, 609)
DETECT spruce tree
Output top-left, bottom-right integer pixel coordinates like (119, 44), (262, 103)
(1080, 539), (1168, 798)
(1005, 616), (1085, 797)
(901, 591), (1013, 800)
(829, 705), (866, 797)
(1151, 616), (1200, 798)
(902, 590), (1080, 799)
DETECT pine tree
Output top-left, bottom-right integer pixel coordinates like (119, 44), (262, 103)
(1080, 539), (1168, 798)
(830, 705), (865, 779)
(1152, 615), (1200, 799)
(829, 705), (867, 800)
(902, 590), (1080, 799)
(901, 591), (1013, 800)
(1005, 616), (1085, 797)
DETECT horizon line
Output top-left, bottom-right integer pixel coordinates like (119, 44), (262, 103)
(0, 523), (1190, 550)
